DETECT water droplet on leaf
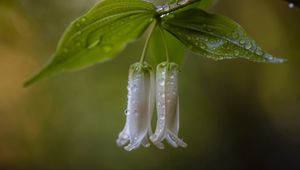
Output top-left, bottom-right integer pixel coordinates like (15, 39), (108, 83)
(103, 45), (112, 53)
(81, 17), (87, 22)
(234, 50), (240, 56)
(177, 0), (188, 5)
(245, 42), (252, 50)
(239, 39), (246, 45)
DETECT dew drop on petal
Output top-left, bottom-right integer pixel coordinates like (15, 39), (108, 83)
(160, 81), (165, 86)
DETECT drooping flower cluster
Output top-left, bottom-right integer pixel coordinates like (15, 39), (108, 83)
(116, 62), (187, 151)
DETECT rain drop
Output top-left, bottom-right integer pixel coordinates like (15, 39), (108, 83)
(232, 32), (239, 39)
(75, 42), (81, 47)
(162, 4), (170, 11)
(255, 49), (264, 56)
(234, 50), (240, 56)
(160, 116), (166, 120)
(81, 17), (87, 22)
(156, 5), (163, 12)
(245, 42), (252, 50)
(63, 48), (69, 54)
(124, 109), (130, 116)
(200, 43), (206, 49)
(103, 45), (112, 53)
(177, 0), (189, 5)
(239, 39), (246, 45)
(88, 40), (100, 49)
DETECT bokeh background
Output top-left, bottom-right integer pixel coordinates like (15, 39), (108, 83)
(1, 0), (300, 169)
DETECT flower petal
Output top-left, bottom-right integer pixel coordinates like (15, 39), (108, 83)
(151, 62), (187, 149)
(117, 62), (154, 151)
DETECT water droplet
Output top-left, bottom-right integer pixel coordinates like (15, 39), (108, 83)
(239, 39), (246, 45)
(288, 2), (294, 8)
(75, 22), (80, 27)
(234, 50), (240, 56)
(162, 4), (170, 11)
(245, 42), (252, 50)
(124, 109), (129, 116)
(63, 48), (69, 54)
(177, 0), (188, 5)
(160, 81), (165, 86)
(256, 49), (263, 56)
(88, 40), (100, 49)
(156, 5), (164, 12)
(161, 94), (165, 98)
(200, 43), (206, 49)
(75, 42), (81, 47)
(232, 32), (239, 39)
(103, 45), (112, 53)
(81, 17), (87, 22)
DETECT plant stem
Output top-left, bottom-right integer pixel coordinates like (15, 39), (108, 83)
(157, 0), (201, 16)
(140, 20), (157, 63)
(159, 26), (170, 63)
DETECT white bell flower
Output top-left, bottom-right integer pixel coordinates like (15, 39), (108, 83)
(116, 62), (155, 151)
(150, 62), (187, 149)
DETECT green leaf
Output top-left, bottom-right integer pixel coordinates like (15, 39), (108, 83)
(161, 9), (286, 63)
(24, 0), (155, 87)
(149, 26), (186, 64)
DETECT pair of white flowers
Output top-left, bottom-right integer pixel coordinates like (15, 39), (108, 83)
(116, 62), (187, 151)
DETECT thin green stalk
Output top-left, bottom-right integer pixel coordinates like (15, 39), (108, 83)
(140, 20), (157, 63)
(159, 26), (170, 63)
(157, 0), (201, 16)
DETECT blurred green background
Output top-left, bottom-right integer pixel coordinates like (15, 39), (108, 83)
(1, 0), (300, 169)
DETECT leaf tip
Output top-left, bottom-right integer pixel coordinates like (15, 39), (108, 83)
(263, 53), (288, 64)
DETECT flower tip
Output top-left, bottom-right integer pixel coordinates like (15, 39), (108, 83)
(124, 143), (140, 151)
(150, 135), (165, 149)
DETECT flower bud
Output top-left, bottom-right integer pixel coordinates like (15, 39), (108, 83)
(116, 62), (154, 151)
(150, 62), (187, 149)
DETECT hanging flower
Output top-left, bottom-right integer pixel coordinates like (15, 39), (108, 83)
(150, 62), (187, 149)
(116, 62), (155, 151)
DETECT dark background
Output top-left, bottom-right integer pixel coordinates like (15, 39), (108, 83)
(0, 0), (300, 169)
